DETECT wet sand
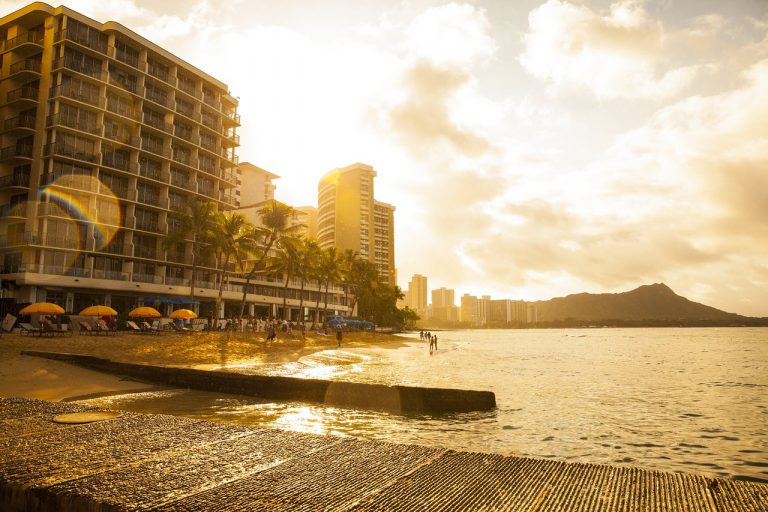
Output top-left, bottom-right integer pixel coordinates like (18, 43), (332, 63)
(0, 330), (405, 402)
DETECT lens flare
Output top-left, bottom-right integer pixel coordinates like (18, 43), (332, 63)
(40, 175), (121, 250)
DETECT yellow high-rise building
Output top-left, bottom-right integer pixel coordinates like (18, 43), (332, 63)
(317, 163), (395, 285)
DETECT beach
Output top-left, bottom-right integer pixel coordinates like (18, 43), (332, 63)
(0, 330), (405, 402)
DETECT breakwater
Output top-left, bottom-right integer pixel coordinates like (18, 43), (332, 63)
(21, 350), (496, 414)
(1, 397), (765, 511)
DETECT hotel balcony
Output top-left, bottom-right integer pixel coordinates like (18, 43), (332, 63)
(140, 139), (171, 158)
(0, 203), (26, 218)
(107, 45), (142, 70)
(1, 31), (43, 54)
(25, 264), (91, 278)
(6, 85), (39, 104)
(0, 173), (30, 190)
(50, 83), (104, 109)
(144, 88), (173, 110)
(134, 245), (157, 259)
(0, 144), (33, 161)
(43, 142), (100, 164)
(102, 152), (136, 173)
(164, 276), (190, 287)
(55, 29), (108, 54)
(142, 115), (173, 135)
(98, 242), (133, 256)
(47, 113), (102, 136)
(3, 113), (36, 132)
(132, 273), (164, 285)
(92, 269), (130, 281)
(8, 58), (41, 79)
(52, 57), (107, 82)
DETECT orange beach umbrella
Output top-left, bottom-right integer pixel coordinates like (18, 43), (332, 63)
(128, 306), (161, 318)
(170, 309), (197, 319)
(79, 305), (118, 316)
(19, 302), (65, 315)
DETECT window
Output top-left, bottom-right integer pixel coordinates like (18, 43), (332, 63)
(136, 183), (160, 204)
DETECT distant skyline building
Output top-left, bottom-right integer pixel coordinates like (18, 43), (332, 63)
(406, 273), (427, 312)
(317, 163), (395, 285)
(295, 205), (318, 239)
(431, 287), (455, 307)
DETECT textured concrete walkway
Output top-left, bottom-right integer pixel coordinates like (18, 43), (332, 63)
(0, 398), (765, 511)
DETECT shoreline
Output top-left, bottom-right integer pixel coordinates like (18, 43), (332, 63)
(0, 330), (406, 402)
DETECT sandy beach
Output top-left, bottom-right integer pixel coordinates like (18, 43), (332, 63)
(0, 330), (405, 402)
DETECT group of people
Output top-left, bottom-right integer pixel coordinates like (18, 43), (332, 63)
(419, 330), (438, 352)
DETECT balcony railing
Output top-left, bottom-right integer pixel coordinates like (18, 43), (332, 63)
(145, 88), (172, 109)
(176, 78), (200, 98)
(55, 29), (108, 54)
(0, 145), (33, 160)
(108, 46), (140, 68)
(9, 58), (41, 75)
(133, 273), (164, 284)
(3, 114), (36, 131)
(44, 142), (99, 163)
(174, 128), (199, 145)
(51, 83), (102, 107)
(140, 139), (170, 157)
(98, 242), (133, 256)
(143, 115), (173, 134)
(109, 75), (140, 95)
(0, 174), (30, 188)
(7, 85), (38, 103)
(47, 113), (102, 135)
(102, 152), (135, 172)
(2, 31), (43, 52)
(0, 203), (24, 217)
(27, 264), (91, 278)
(134, 246), (157, 259)
(92, 269), (130, 281)
(165, 276), (189, 286)
(53, 57), (107, 82)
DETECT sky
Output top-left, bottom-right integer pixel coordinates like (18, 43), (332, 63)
(5, 0), (767, 315)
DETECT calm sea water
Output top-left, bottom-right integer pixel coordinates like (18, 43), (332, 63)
(80, 327), (768, 482)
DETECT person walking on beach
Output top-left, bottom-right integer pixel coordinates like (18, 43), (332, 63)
(336, 328), (343, 348)
(433, 334), (438, 351)
(266, 321), (276, 343)
(420, 330), (424, 341)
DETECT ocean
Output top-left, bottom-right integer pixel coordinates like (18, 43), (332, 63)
(80, 327), (768, 482)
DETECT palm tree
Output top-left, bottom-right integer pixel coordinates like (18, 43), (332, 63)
(294, 238), (321, 327)
(346, 258), (380, 318)
(339, 249), (359, 314)
(163, 199), (217, 301)
(319, 246), (343, 321)
(236, 200), (304, 319)
(212, 212), (254, 318)
(268, 235), (300, 320)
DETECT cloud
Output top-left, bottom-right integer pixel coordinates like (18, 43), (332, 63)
(520, 0), (699, 99)
(388, 62), (492, 158)
(405, 3), (496, 67)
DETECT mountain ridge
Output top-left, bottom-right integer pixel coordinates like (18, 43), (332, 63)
(533, 282), (757, 323)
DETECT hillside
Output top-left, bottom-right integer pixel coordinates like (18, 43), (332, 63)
(534, 283), (749, 323)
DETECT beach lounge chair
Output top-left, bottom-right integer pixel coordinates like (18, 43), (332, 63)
(96, 319), (116, 335)
(126, 320), (143, 333)
(19, 322), (42, 336)
(141, 321), (162, 335)
(42, 320), (70, 337)
(169, 322), (192, 334)
(79, 321), (97, 335)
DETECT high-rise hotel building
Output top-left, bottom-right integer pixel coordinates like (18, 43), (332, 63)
(317, 163), (395, 285)
(0, 3), (349, 318)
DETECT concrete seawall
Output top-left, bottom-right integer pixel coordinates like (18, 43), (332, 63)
(1, 397), (765, 511)
(21, 350), (497, 414)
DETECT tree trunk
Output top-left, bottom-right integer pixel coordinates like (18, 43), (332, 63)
(322, 280), (330, 319)
(238, 237), (275, 320)
(216, 253), (230, 319)
(314, 277), (322, 327)
(281, 271), (290, 320)
(298, 275), (306, 327)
